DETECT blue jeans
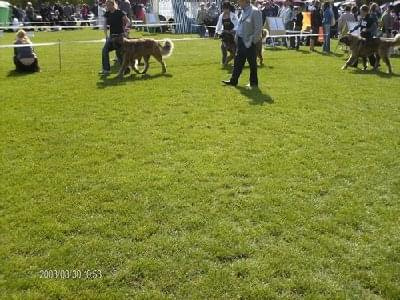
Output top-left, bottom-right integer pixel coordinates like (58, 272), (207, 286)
(323, 24), (331, 52)
(102, 37), (123, 71)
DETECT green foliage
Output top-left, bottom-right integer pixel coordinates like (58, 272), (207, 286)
(1, 29), (400, 298)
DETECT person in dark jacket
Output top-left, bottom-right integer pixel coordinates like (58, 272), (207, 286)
(293, 6), (303, 49)
(13, 30), (40, 72)
(322, 2), (332, 53)
(98, 0), (130, 76)
(310, 1), (322, 51)
(350, 5), (378, 68)
(351, 6), (358, 20)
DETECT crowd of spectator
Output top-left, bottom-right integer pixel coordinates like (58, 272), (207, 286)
(196, 0), (400, 53)
(9, 0), (148, 26)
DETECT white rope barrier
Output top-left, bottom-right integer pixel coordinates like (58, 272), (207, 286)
(21, 20), (97, 24)
(21, 20), (144, 24)
(266, 33), (327, 38)
(0, 41), (59, 48)
(0, 37), (204, 49)
(0, 22), (180, 30)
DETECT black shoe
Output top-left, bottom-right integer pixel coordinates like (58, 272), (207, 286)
(222, 80), (237, 86)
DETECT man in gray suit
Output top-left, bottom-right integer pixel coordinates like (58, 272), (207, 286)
(222, 0), (263, 88)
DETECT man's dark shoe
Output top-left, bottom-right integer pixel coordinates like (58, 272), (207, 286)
(222, 80), (237, 86)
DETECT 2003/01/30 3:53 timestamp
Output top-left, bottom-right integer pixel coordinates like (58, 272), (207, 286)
(39, 269), (102, 279)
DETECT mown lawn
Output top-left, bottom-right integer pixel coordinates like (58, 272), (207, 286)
(0, 29), (400, 299)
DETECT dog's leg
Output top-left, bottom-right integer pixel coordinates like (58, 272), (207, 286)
(118, 55), (129, 78)
(153, 52), (166, 73)
(131, 58), (141, 74)
(362, 57), (367, 70)
(381, 55), (392, 74)
(258, 50), (263, 66)
(141, 55), (150, 74)
(374, 53), (381, 71)
(257, 43), (263, 66)
(225, 53), (234, 65)
(342, 54), (355, 70)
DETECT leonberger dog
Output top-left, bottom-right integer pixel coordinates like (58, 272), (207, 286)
(112, 36), (174, 78)
(220, 29), (267, 66)
(339, 33), (400, 74)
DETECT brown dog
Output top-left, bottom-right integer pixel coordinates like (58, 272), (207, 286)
(339, 33), (400, 74)
(113, 36), (174, 78)
(220, 29), (267, 66)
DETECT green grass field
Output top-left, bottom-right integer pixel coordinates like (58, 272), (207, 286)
(1, 29), (400, 299)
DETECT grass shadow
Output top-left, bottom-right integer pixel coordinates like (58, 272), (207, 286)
(258, 63), (274, 69)
(221, 64), (233, 73)
(296, 49), (311, 55)
(350, 68), (400, 78)
(180, 62), (221, 68)
(313, 49), (344, 57)
(131, 73), (173, 81)
(96, 72), (173, 89)
(265, 46), (287, 51)
(96, 75), (129, 89)
(331, 52), (345, 58)
(236, 86), (274, 105)
(222, 64), (273, 74)
(7, 70), (38, 77)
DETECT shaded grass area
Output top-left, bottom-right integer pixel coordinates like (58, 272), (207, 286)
(0, 29), (400, 298)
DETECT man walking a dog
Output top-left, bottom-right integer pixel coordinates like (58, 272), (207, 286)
(350, 5), (378, 69)
(99, 0), (130, 76)
(222, 0), (263, 89)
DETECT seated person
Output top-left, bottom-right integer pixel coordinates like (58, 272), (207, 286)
(13, 30), (40, 72)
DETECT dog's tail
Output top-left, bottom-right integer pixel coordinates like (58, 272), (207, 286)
(261, 29), (267, 39)
(159, 39), (174, 57)
(391, 33), (400, 47)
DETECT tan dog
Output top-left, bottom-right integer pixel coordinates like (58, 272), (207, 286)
(339, 33), (400, 74)
(113, 36), (174, 78)
(256, 29), (268, 65)
(220, 29), (267, 66)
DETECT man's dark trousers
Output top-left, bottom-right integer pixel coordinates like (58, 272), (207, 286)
(230, 37), (258, 86)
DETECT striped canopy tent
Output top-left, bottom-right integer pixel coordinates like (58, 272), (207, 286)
(153, 0), (222, 33)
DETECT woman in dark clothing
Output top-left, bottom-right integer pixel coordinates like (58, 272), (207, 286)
(293, 6), (303, 49)
(310, 1), (322, 51)
(216, 2), (238, 64)
(13, 30), (40, 72)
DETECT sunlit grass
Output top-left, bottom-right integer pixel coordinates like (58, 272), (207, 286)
(0, 28), (399, 298)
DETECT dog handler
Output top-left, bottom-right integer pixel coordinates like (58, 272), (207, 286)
(221, 0), (262, 88)
(216, 1), (238, 65)
(350, 5), (378, 68)
(99, 0), (130, 76)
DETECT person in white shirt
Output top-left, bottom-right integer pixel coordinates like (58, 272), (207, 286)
(338, 5), (355, 36)
(216, 2), (238, 64)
